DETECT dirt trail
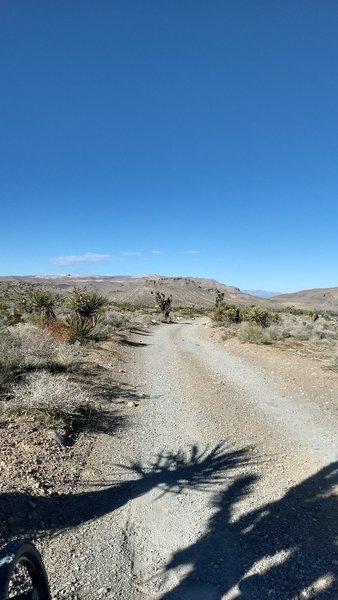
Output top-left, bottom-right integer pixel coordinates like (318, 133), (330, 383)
(43, 320), (338, 599)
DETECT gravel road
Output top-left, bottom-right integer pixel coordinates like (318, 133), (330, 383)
(44, 320), (338, 599)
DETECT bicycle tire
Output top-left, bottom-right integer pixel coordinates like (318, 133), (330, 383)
(0, 539), (51, 600)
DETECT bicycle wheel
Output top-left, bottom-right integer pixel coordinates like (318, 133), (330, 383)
(0, 539), (51, 599)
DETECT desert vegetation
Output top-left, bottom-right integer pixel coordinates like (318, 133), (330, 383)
(151, 290), (173, 322)
(210, 292), (338, 366)
(0, 285), (151, 438)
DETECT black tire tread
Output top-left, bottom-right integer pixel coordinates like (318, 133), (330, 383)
(0, 540), (51, 600)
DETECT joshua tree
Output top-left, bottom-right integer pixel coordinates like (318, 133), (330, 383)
(215, 289), (225, 307)
(151, 291), (173, 322)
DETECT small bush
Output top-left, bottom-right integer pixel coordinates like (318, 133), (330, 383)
(12, 323), (59, 365)
(0, 324), (80, 386)
(0, 328), (22, 384)
(97, 310), (129, 334)
(266, 325), (291, 341)
(237, 322), (271, 345)
(2, 370), (90, 428)
(221, 324), (239, 340)
(210, 303), (242, 324)
(290, 324), (313, 341)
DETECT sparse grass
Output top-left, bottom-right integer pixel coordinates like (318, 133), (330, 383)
(237, 322), (271, 345)
(1, 370), (90, 429)
(91, 310), (132, 340)
(0, 323), (81, 387)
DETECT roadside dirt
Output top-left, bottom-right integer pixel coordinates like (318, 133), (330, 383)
(17, 318), (335, 600)
(0, 336), (133, 547)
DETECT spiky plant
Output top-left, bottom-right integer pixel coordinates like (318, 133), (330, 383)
(243, 306), (276, 328)
(66, 288), (109, 340)
(67, 288), (109, 324)
(26, 290), (56, 324)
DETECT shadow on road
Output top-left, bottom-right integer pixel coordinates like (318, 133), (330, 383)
(0, 443), (250, 542)
(160, 461), (338, 600)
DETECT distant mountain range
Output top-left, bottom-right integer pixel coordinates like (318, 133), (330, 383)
(243, 290), (282, 299)
(0, 275), (337, 311)
(0, 275), (271, 308)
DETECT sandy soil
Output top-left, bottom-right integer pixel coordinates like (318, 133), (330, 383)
(25, 319), (337, 600)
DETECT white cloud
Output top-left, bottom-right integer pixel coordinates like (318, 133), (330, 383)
(121, 251), (141, 256)
(50, 252), (113, 265)
(151, 250), (161, 254)
(187, 250), (200, 254)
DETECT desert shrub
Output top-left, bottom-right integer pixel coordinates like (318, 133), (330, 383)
(243, 306), (279, 328)
(0, 328), (22, 384)
(0, 324), (80, 386)
(266, 325), (291, 342)
(289, 324), (314, 341)
(237, 322), (271, 345)
(325, 355), (338, 372)
(175, 306), (196, 318)
(0, 304), (25, 326)
(91, 310), (130, 340)
(13, 323), (60, 365)
(210, 303), (242, 324)
(221, 324), (239, 340)
(312, 329), (337, 345)
(284, 306), (308, 316)
(322, 313), (331, 321)
(0, 303), (8, 327)
(2, 370), (89, 428)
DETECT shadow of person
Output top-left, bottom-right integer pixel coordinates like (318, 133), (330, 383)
(161, 462), (338, 599)
(1, 443), (250, 543)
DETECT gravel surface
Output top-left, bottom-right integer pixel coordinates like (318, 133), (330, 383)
(40, 320), (337, 599)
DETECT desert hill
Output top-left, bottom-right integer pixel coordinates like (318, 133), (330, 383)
(2, 275), (338, 311)
(272, 287), (338, 311)
(0, 275), (270, 308)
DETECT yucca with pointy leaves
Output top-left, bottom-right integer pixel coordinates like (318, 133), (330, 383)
(243, 306), (278, 328)
(26, 290), (56, 324)
(67, 288), (110, 341)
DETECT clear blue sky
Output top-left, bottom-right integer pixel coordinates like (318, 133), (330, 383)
(1, 1), (337, 292)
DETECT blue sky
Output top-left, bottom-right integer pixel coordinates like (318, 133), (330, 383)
(1, 1), (338, 292)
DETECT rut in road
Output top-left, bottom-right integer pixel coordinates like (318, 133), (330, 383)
(44, 320), (338, 600)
